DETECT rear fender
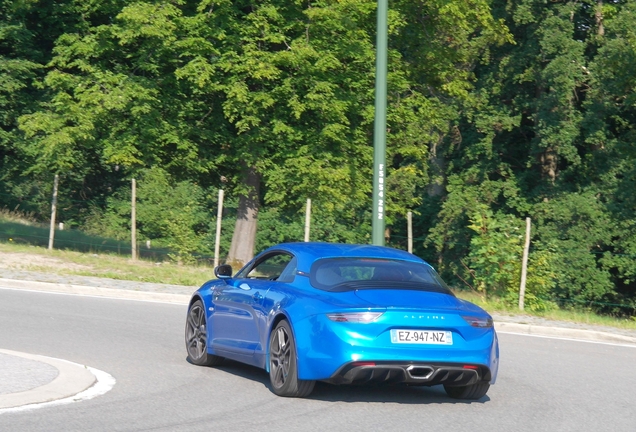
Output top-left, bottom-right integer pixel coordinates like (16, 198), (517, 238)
(264, 310), (295, 374)
(489, 331), (500, 384)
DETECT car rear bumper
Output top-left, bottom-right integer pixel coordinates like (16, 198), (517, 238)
(324, 361), (491, 386)
(292, 313), (499, 384)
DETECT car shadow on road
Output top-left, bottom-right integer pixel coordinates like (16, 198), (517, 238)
(310, 381), (490, 405)
(206, 358), (491, 405)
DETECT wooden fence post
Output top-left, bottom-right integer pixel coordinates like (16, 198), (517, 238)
(407, 211), (413, 253)
(131, 179), (137, 261)
(48, 174), (59, 251)
(214, 189), (224, 268)
(519, 217), (531, 311)
(304, 199), (312, 242)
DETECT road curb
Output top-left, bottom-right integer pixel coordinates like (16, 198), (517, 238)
(0, 349), (96, 410)
(495, 322), (636, 346)
(0, 278), (190, 304)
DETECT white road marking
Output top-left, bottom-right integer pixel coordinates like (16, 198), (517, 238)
(498, 330), (636, 348)
(0, 285), (188, 305)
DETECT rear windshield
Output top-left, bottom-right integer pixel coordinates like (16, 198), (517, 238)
(309, 258), (454, 295)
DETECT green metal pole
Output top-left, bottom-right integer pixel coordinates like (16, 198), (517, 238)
(372, 0), (388, 246)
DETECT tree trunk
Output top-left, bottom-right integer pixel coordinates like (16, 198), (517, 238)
(227, 166), (260, 269)
(533, 83), (558, 184)
(427, 135), (447, 197)
(540, 147), (558, 184)
(596, 0), (604, 37)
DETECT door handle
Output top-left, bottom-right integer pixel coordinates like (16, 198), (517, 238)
(252, 292), (263, 302)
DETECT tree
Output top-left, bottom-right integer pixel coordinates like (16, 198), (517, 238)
(583, 0), (636, 311)
(17, 1), (228, 227)
(425, 0), (635, 312)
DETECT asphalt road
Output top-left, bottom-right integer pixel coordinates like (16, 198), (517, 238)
(0, 289), (634, 432)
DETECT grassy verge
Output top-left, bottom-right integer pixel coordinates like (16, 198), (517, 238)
(0, 242), (213, 287)
(0, 208), (188, 262)
(456, 290), (636, 331)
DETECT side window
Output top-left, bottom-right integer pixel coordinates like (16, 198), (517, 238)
(276, 257), (297, 283)
(244, 253), (294, 281)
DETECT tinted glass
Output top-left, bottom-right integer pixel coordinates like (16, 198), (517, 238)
(237, 253), (294, 281)
(310, 258), (454, 295)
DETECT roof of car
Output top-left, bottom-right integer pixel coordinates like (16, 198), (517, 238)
(263, 242), (425, 265)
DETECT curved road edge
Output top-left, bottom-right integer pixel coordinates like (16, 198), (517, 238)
(0, 277), (189, 304)
(0, 349), (116, 414)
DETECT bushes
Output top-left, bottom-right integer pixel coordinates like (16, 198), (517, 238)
(466, 208), (558, 312)
(467, 209), (523, 296)
(80, 168), (372, 264)
(83, 168), (212, 263)
(463, 192), (636, 315)
(534, 193), (617, 307)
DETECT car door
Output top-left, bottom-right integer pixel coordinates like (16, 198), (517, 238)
(210, 252), (295, 366)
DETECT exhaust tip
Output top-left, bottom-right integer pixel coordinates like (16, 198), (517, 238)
(406, 365), (434, 380)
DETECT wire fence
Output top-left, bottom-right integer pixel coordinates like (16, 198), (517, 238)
(553, 297), (636, 312)
(4, 223), (634, 313)
(0, 225), (175, 261)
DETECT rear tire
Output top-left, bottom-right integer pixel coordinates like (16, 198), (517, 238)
(185, 300), (224, 366)
(269, 320), (315, 397)
(444, 382), (490, 400)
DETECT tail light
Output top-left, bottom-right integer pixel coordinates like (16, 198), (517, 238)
(461, 315), (493, 328)
(327, 312), (384, 323)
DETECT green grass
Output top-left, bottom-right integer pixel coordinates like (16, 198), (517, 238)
(0, 217), (176, 261)
(456, 290), (636, 331)
(0, 242), (214, 287)
(0, 208), (216, 285)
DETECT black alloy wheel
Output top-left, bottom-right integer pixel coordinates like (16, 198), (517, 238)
(269, 320), (315, 397)
(185, 300), (223, 366)
(444, 382), (490, 400)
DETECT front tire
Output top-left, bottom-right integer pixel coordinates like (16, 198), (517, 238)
(269, 320), (315, 397)
(185, 300), (224, 366)
(444, 382), (490, 400)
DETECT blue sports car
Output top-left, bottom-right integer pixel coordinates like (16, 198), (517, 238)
(185, 242), (499, 399)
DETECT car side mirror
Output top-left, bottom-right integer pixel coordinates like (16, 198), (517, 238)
(214, 264), (233, 280)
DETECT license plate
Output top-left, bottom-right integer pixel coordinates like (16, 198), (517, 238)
(390, 329), (453, 345)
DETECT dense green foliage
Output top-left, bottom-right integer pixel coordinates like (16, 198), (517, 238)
(0, 0), (634, 315)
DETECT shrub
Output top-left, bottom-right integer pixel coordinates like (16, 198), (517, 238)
(467, 208), (558, 311)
